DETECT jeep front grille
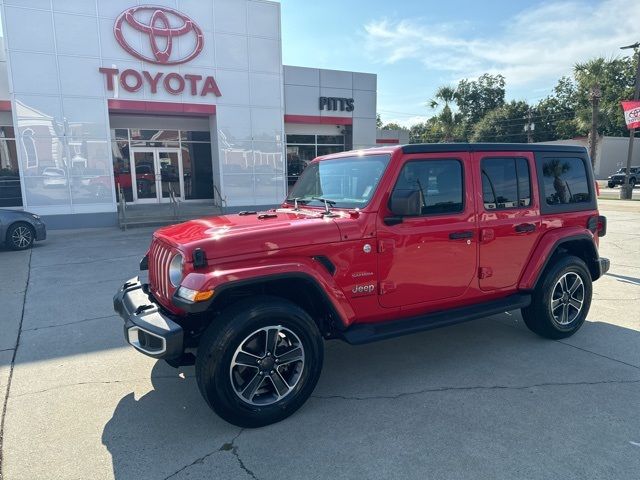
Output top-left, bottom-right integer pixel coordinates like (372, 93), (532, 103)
(149, 240), (174, 302)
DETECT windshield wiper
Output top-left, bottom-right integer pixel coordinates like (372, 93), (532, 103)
(312, 197), (337, 213)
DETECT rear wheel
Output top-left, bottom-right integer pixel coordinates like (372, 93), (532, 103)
(607, 181), (614, 188)
(521, 255), (592, 339)
(7, 222), (35, 250)
(195, 296), (323, 427)
(630, 178), (637, 189)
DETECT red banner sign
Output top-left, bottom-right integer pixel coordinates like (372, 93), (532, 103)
(621, 101), (640, 129)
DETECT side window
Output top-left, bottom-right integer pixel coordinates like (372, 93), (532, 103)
(481, 157), (531, 210)
(541, 157), (590, 205)
(393, 159), (463, 215)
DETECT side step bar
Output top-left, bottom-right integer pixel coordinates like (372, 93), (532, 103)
(340, 293), (531, 345)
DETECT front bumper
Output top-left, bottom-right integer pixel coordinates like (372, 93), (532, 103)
(34, 222), (46, 241)
(113, 277), (184, 359)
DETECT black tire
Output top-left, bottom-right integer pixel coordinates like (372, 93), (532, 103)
(630, 178), (636, 189)
(195, 295), (324, 428)
(521, 255), (592, 339)
(607, 182), (614, 188)
(6, 222), (35, 250)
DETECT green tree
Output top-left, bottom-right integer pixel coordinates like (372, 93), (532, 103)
(534, 76), (580, 142)
(471, 100), (530, 143)
(376, 113), (382, 129)
(456, 74), (506, 125)
(574, 56), (635, 137)
(428, 85), (461, 142)
(381, 122), (403, 130)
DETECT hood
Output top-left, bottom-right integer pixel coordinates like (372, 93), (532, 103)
(154, 209), (343, 260)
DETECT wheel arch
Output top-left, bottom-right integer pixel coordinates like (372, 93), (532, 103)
(522, 233), (601, 291)
(203, 273), (348, 337)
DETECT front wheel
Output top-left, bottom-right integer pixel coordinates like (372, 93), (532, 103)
(195, 296), (323, 427)
(607, 181), (615, 188)
(7, 222), (35, 250)
(521, 255), (592, 339)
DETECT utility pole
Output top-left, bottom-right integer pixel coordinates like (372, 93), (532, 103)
(524, 109), (535, 143)
(621, 42), (640, 200)
(588, 85), (601, 168)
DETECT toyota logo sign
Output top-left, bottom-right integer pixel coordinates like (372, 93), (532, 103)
(114, 6), (204, 65)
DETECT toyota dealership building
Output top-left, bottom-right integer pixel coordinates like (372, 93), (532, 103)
(0, 0), (386, 227)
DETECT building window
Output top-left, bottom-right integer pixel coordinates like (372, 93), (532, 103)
(286, 134), (345, 187)
(0, 126), (22, 207)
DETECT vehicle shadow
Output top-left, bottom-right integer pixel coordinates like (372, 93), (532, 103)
(606, 272), (640, 286)
(101, 316), (640, 480)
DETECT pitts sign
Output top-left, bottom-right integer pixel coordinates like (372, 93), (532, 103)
(319, 97), (354, 112)
(99, 6), (222, 98)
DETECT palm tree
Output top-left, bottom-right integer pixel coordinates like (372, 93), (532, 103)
(429, 86), (458, 142)
(574, 58), (606, 167)
(543, 158), (571, 204)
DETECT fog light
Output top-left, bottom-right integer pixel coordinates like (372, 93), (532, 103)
(177, 286), (214, 302)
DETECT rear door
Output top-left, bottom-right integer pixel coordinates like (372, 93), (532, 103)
(475, 151), (541, 291)
(377, 152), (478, 308)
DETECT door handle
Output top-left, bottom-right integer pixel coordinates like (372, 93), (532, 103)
(449, 231), (474, 240)
(515, 223), (536, 233)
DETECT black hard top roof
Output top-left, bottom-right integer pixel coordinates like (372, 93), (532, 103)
(401, 143), (588, 154)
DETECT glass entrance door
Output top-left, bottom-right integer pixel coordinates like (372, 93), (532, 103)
(130, 148), (184, 204)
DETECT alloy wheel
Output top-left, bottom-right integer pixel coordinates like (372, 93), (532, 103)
(229, 325), (305, 406)
(550, 272), (584, 326)
(11, 226), (32, 249)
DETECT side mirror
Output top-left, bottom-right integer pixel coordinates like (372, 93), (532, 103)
(386, 189), (421, 224)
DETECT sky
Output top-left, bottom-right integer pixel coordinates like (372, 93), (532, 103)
(280, 0), (640, 128)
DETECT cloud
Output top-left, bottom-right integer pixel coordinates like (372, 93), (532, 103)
(364, 0), (639, 88)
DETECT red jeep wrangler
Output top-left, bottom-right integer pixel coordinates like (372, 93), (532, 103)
(114, 143), (609, 427)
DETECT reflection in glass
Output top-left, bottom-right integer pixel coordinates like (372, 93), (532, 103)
(0, 138), (22, 207)
(133, 151), (156, 200)
(158, 151), (181, 199)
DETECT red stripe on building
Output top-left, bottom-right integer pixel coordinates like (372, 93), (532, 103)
(108, 99), (216, 116)
(284, 114), (353, 125)
(0, 100), (12, 111)
(376, 138), (400, 144)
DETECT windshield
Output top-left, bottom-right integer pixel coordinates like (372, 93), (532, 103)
(287, 154), (391, 209)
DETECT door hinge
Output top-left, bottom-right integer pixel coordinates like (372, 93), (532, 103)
(478, 267), (493, 279)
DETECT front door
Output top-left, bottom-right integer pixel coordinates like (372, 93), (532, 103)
(377, 153), (478, 309)
(130, 148), (184, 204)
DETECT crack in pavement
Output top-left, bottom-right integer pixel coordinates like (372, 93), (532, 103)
(0, 349), (14, 354)
(0, 248), (31, 480)
(21, 314), (118, 332)
(311, 378), (640, 401)
(11, 375), (196, 399)
(164, 429), (259, 480)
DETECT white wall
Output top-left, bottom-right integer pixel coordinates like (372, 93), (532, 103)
(376, 128), (410, 144)
(283, 65), (377, 149)
(539, 136), (640, 179)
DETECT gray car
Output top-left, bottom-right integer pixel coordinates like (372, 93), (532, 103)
(0, 209), (46, 250)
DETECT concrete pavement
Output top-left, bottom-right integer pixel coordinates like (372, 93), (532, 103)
(0, 199), (639, 480)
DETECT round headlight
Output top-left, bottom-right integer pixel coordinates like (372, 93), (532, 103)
(169, 253), (183, 287)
